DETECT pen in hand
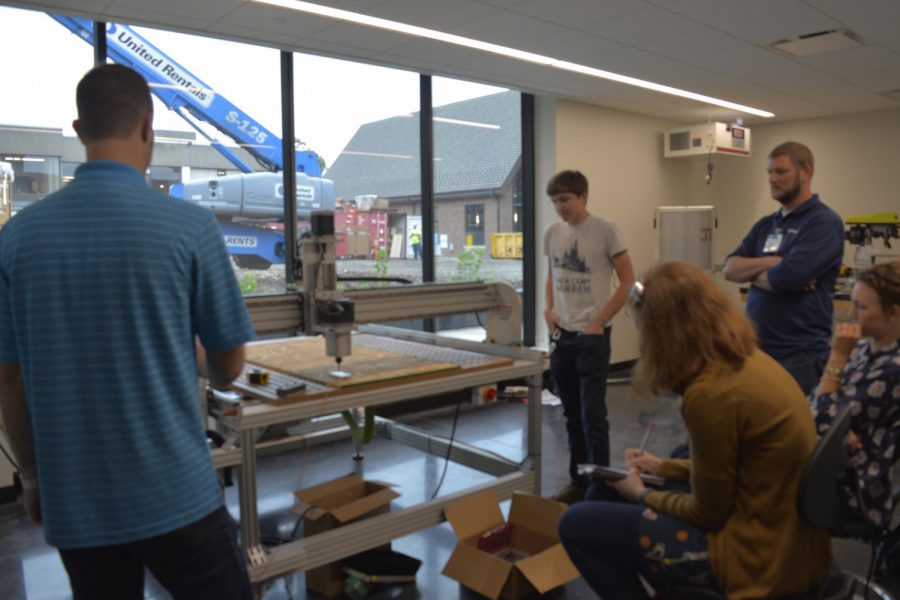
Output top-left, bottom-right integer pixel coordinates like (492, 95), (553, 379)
(637, 421), (655, 457)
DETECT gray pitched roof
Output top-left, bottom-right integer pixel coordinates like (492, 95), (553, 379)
(325, 91), (520, 201)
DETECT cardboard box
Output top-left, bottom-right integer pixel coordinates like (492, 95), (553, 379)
(293, 475), (399, 598)
(442, 491), (579, 599)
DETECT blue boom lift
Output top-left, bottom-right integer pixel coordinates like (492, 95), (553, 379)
(51, 14), (337, 269)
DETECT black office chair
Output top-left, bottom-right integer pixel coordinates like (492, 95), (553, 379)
(662, 404), (893, 600)
(796, 403), (895, 600)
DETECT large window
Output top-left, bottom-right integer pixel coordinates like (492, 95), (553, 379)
(300, 56), (421, 288)
(0, 6), (532, 340)
(431, 78), (523, 292)
(0, 8), (90, 214)
(124, 26), (285, 294)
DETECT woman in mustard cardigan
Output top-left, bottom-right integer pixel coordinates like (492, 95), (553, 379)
(559, 261), (832, 599)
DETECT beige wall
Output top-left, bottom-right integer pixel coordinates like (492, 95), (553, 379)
(536, 102), (900, 365)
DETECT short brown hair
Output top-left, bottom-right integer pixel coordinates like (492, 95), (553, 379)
(76, 64), (153, 142)
(856, 260), (900, 313)
(769, 141), (814, 176)
(547, 170), (588, 197)
(634, 261), (757, 395)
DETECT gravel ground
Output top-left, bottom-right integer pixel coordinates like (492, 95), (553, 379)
(234, 256), (524, 296)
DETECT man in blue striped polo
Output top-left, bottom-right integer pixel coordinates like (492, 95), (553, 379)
(0, 64), (255, 598)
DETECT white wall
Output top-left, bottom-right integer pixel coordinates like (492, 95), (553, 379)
(535, 99), (691, 362)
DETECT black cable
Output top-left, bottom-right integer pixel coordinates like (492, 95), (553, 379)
(430, 394), (464, 500)
(0, 439), (19, 471)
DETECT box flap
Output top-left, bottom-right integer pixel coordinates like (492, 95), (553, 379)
(508, 491), (567, 541)
(515, 543), (580, 593)
(443, 490), (505, 542)
(442, 542), (512, 600)
(330, 487), (399, 523)
(294, 474), (362, 505)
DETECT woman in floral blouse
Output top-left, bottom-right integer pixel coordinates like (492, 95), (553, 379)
(811, 260), (900, 529)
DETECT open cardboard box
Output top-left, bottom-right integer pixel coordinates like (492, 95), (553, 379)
(442, 490), (580, 599)
(293, 474), (400, 598)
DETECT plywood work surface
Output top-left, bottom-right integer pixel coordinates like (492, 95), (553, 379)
(246, 336), (459, 389)
(236, 334), (514, 404)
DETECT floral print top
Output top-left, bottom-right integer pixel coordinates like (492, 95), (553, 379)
(810, 339), (900, 528)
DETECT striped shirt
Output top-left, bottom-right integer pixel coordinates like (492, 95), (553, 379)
(0, 160), (255, 549)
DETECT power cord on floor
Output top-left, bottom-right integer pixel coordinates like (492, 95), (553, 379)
(430, 393), (464, 500)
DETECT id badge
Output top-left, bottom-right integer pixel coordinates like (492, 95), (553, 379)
(763, 232), (783, 253)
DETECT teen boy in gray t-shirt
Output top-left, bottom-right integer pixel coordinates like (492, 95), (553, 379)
(543, 170), (634, 504)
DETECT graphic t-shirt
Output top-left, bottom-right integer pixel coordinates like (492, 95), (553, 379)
(543, 215), (626, 332)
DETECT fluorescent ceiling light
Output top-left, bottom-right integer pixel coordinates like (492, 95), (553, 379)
(434, 117), (500, 129)
(252, 0), (774, 118)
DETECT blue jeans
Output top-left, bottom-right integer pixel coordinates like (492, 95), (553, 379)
(58, 506), (252, 600)
(559, 499), (716, 600)
(550, 327), (612, 485)
(779, 350), (825, 396)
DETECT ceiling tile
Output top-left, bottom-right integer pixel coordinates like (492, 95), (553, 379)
(109, 0), (243, 23)
(305, 21), (410, 53)
(851, 17), (900, 54)
(579, 6), (702, 44)
(511, 0), (645, 28)
(365, 0), (498, 30)
(2, 0), (110, 17)
(317, 0), (390, 12)
(582, 46), (673, 74)
(639, 27), (747, 62)
(450, 10), (568, 46)
(519, 30), (622, 61)
(718, 5), (843, 46)
(802, 45), (900, 92)
(218, 3), (334, 39)
(650, 0), (804, 29)
(475, 0), (531, 7)
(808, 0), (900, 26)
(381, 37), (491, 66)
(206, 21), (299, 47)
(97, 6), (213, 33)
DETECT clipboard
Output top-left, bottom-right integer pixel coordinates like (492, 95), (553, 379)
(577, 463), (666, 487)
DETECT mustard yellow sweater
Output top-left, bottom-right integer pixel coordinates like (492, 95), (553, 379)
(644, 350), (831, 599)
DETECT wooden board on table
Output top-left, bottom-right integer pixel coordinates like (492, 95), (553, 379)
(245, 337), (461, 389)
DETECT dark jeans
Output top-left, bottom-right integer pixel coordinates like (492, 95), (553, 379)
(779, 350), (825, 396)
(550, 327), (612, 485)
(412, 242), (421, 260)
(559, 499), (715, 600)
(58, 506), (252, 600)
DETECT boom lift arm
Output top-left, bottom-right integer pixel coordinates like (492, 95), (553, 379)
(50, 14), (322, 177)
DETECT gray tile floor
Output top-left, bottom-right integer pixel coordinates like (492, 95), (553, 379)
(0, 381), (886, 599)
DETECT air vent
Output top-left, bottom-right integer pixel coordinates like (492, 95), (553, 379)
(768, 29), (863, 57)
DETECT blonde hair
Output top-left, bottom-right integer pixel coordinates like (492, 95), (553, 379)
(634, 261), (757, 395)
